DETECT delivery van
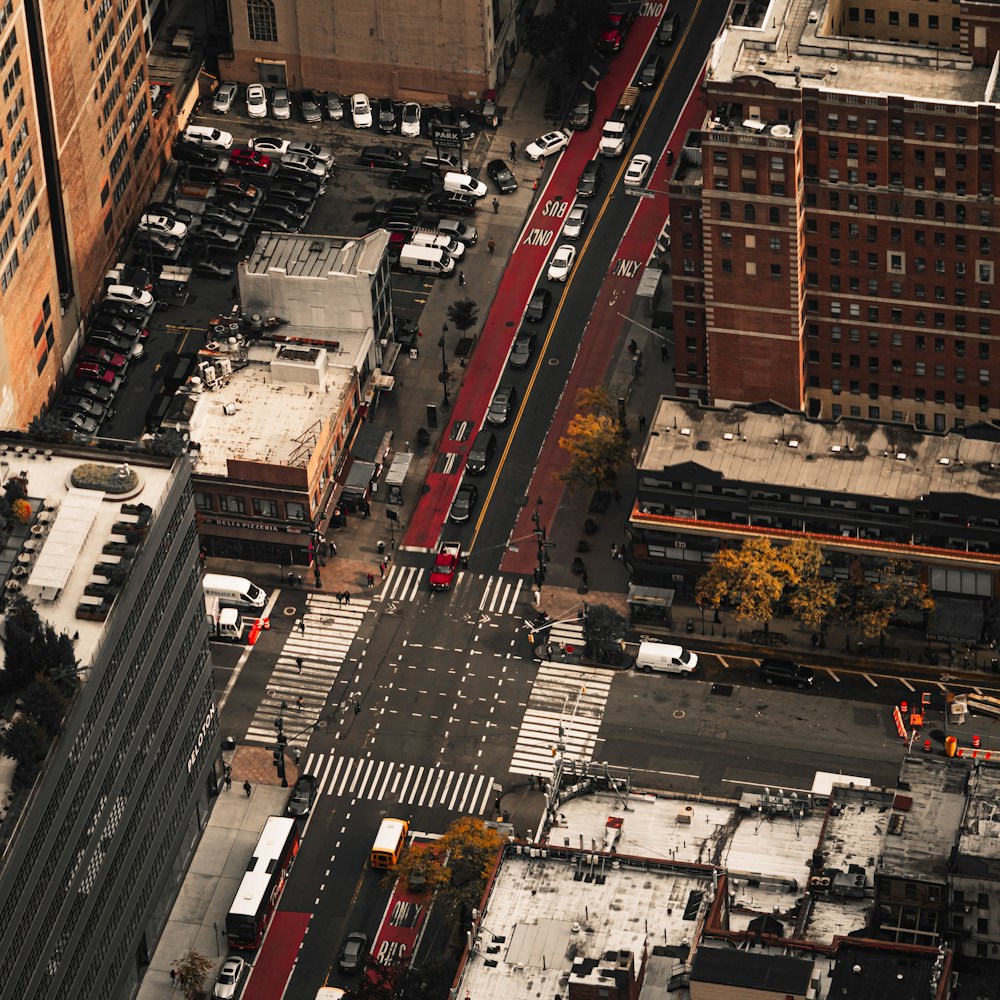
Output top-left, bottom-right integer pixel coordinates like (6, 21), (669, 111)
(399, 244), (455, 276)
(633, 641), (698, 674)
(203, 572), (267, 609)
(443, 172), (487, 198)
(410, 230), (465, 259)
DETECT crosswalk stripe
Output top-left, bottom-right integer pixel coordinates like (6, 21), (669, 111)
(398, 764), (416, 802)
(377, 764), (395, 801)
(328, 756), (346, 793)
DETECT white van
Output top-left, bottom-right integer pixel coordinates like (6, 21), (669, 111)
(443, 171), (487, 198)
(399, 244), (455, 276)
(411, 231), (465, 259)
(203, 572), (267, 609)
(634, 641), (698, 674)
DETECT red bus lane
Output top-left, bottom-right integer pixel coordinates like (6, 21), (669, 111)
(402, 12), (660, 551)
(241, 910), (310, 1000)
(501, 73), (708, 577)
(369, 877), (429, 972)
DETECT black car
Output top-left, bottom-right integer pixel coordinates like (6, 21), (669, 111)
(377, 97), (396, 133)
(373, 198), (423, 221)
(448, 482), (479, 524)
(202, 206), (249, 229)
(193, 259), (234, 279)
(60, 394), (111, 422)
(425, 191), (476, 216)
(249, 213), (300, 233)
(257, 202), (307, 225)
(184, 164), (226, 184)
(286, 773), (318, 817)
(568, 90), (597, 130)
(338, 932), (368, 974)
(759, 657), (815, 689)
(487, 159), (518, 194)
(359, 145), (409, 169)
(637, 53), (664, 88)
(174, 140), (219, 166)
(91, 316), (144, 341)
(525, 287), (552, 322)
(299, 89), (322, 123)
(94, 302), (148, 327)
(69, 380), (116, 406)
(146, 202), (194, 226)
(388, 166), (437, 193)
(87, 330), (134, 353)
(274, 167), (325, 191)
(427, 107), (475, 142)
(509, 331), (537, 369)
(266, 183), (317, 208)
(576, 159), (604, 198)
(379, 217), (417, 236)
(656, 11), (680, 44)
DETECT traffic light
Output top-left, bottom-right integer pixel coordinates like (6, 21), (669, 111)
(272, 748), (282, 767)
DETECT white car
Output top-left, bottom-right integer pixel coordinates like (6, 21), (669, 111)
(249, 135), (289, 158)
(563, 203), (588, 239)
(624, 153), (652, 187)
(351, 93), (373, 128)
(211, 82), (237, 114)
(213, 956), (246, 999)
(280, 152), (329, 179)
(246, 84), (267, 119)
(547, 243), (576, 282)
(525, 130), (571, 162)
(139, 214), (188, 239)
(182, 125), (233, 150)
(104, 284), (154, 310)
(271, 87), (291, 120)
(287, 140), (334, 166)
(400, 101), (421, 138)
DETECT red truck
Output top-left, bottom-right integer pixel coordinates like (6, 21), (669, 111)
(429, 541), (463, 591)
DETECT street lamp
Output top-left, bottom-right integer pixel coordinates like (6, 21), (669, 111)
(530, 496), (550, 585)
(438, 334), (450, 408)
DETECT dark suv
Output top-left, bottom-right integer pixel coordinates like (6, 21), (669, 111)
(388, 166), (438, 192)
(759, 657), (815, 689)
(576, 159), (604, 198)
(568, 90), (597, 130)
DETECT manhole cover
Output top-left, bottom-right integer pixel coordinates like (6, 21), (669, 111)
(711, 684), (734, 697)
(282, 606), (298, 616)
(673, 710), (685, 719)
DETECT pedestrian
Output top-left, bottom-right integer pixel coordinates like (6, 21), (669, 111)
(170, 969), (177, 988)
(631, 447), (639, 465)
(330, 542), (337, 557)
(487, 237), (495, 254)
(661, 342), (669, 362)
(367, 572), (375, 588)
(509, 140), (517, 163)
(336, 592), (343, 606)
(581, 567), (589, 588)
(354, 700), (361, 715)
(379, 561), (386, 577)
(546, 643), (553, 660)
(611, 543), (618, 559)
(243, 780), (252, 797)
(529, 774), (536, 790)
(362, 500), (371, 518)
(492, 197), (499, 214)
(297, 618), (305, 635)
(639, 413), (646, 431)
(224, 773), (231, 790)
(296, 695), (303, 712)
(343, 591), (351, 604)
(296, 656), (303, 673)
(313, 566), (322, 586)
(458, 269), (466, 287)
(616, 546), (623, 561)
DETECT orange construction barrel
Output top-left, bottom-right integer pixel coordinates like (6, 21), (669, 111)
(973, 734), (982, 749)
(923, 739), (932, 752)
(946, 736), (958, 757)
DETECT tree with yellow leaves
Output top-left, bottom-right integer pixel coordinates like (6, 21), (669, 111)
(558, 386), (630, 492)
(839, 560), (935, 640)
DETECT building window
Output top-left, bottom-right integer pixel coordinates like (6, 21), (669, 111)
(286, 501), (307, 520)
(252, 498), (278, 517)
(744, 204), (755, 223)
(247, 0), (277, 42)
(220, 495), (245, 514)
(193, 491), (213, 511)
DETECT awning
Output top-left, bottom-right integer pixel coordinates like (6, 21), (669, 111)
(373, 369), (395, 390)
(200, 521), (309, 546)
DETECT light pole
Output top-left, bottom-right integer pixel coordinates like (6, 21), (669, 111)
(438, 333), (450, 408)
(530, 496), (550, 585)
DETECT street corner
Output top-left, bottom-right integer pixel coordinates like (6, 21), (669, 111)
(229, 745), (298, 788)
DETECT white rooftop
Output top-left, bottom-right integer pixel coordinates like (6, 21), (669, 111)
(0, 446), (176, 666)
(184, 347), (356, 476)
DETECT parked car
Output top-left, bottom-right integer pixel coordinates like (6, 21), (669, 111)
(389, 166), (437, 193)
(425, 191), (476, 215)
(351, 93), (373, 128)
(546, 244), (576, 282)
(146, 202), (194, 226)
(202, 206), (250, 232)
(173, 141), (221, 166)
(377, 97), (396, 132)
(208, 197), (254, 219)
(274, 166), (326, 190)
(599, 11), (634, 52)
(759, 657), (816, 689)
(80, 344), (128, 371)
(524, 130), (570, 161)
(287, 140), (334, 165)
(271, 86), (291, 120)
(212, 956), (246, 999)
(280, 152), (329, 179)
(436, 218), (477, 245)
(637, 53), (664, 88)
(93, 303), (148, 330)
(563, 203), (588, 239)
(359, 145), (409, 169)
(656, 11), (680, 45)
(286, 773), (318, 817)
(624, 153), (652, 187)
(299, 89), (322, 123)
(267, 184), (317, 209)
(60, 394), (110, 421)
(192, 221), (242, 247)
(576, 159), (604, 198)
(487, 384), (517, 426)
(487, 159), (518, 194)
(104, 284), (154, 309)
(139, 213), (188, 239)
(249, 213), (299, 233)
(421, 150), (469, 172)
(246, 83), (267, 119)
(68, 380), (116, 406)
(509, 331), (537, 369)
(230, 147), (273, 172)
(182, 125), (233, 150)
(338, 932), (368, 973)
(255, 205), (307, 228)
(193, 259), (235, 279)
(248, 135), (289, 157)
(217, 177), (261, 202)
(525, 287), (552, 322)
(326, 92), (344, 120)
(74, 361), (117, 385)
(183, 164), (225, 184)
(91, 315), (144, 341)
(374, 198), (424, 221)
(400, 101), (421, 137)
(568, 90), (597, 130)
(55, 410), (100, 435)
(449, 482), (479, 523)
(211, 82), (238, 114)
(87, 331), (137, 357)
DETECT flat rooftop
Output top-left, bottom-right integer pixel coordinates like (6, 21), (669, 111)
(955, 765), (1000, 873)
(643, 399), (1000, 500)
(184, 346), (355, 476)
(709, 0), (994, 103)
(243, 230), (387, 279)
(0, 445), (176, 667)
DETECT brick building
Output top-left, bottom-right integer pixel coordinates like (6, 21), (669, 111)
(218, 0), (519, 103)
(669, 0), (1000, 430)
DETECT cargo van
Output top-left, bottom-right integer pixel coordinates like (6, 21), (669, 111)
(466, 430), (497, 475)
(203, 572), (267, 609)
(411, 230), (465, 259)
(443, 172), (487, 198)
(399, 244), (455, 276)
(633, 641), (698, 674)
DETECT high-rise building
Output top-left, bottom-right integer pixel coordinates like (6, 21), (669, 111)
(0, 0), (159, 429)
(218, 0), (519, 102)
(670, 0), (1000, 431)
(0, 443), (219, 1000)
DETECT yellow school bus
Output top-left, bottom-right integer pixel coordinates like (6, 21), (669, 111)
(370, 817), (409, 869)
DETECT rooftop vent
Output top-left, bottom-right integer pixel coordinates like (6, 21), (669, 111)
(808, 11), (819, 23)
(723, 432), (734, 441)
(695, 440), (710, 451)
(939, 458), (950, 466)
(771, 124), (791, 138)
(788, 439), (799, 448)
(896, 452), (907, 461)
(309, 241), (324, 252)
(680, 427), (692, 436)
(831, 445), (842, 453)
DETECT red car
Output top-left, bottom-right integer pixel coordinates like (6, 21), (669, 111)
(80, 344), (128, 370)
(599, 12), (633, 52)
(74, 361), (116, 385)
(229, 147), (272, 171)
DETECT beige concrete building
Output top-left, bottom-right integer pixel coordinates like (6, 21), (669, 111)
(220, 0), (519, 103)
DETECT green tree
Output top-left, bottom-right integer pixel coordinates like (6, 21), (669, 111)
(20, 675), (71, 737)
(558, 387), (630, 491)
(446, 298), (479, 337)
(2, 595), (80, 695)
(0, 716), (49, 788)
(840, 560), (935, 640)
(583, 603), (627, 654)
(27, 413), (71, 443)
(145, 429), (187, 457)
(176, 950), (214, 1000)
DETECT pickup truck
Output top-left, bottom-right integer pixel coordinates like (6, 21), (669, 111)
(429, 541), (464, 591)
